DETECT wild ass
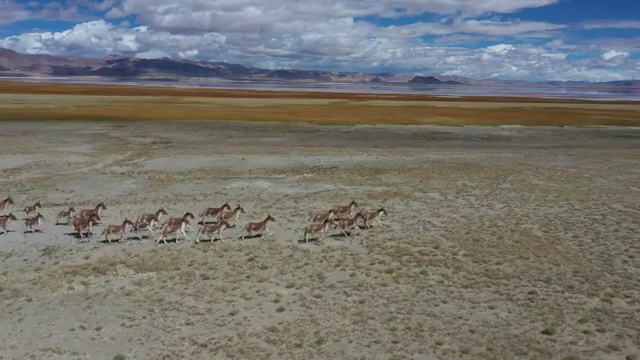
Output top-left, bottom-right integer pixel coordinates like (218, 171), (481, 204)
(309, 208), (336, 222)
(137, 208), (168, 230)
(56, 206), (76, 225)
(72, 214), (101, 239)
(337, 212), (365, 237)
(102, 219), (134, 243)
(195, 221), (234, 243)
(162, 212), (196, 231)
(361, 208), (388, 228)
(23, 201), (43, 217)
(240, 214), (276, 240)
(78, 202), (107, 222)
(303, 218), (333, 243)
(157, 218), (191, 244)
(0, 197), (15, 212)
(201, 203), (232, 221)
(217, 205), (245, 225)
(23, 212), (45, 233)
(131, 219), (155, 240)
(0, 213), (18, 235)
(333, 200), (359, 217)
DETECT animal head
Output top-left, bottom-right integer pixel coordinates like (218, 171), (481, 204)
(123, 218), (134, 226)
(266, 214), (276, 222)
(97, 202), (107, 210)
(350, 200), (358, 208)
(234, 205), (245, 214)
(35, 212), (45, 220)
(4, 197), (15, 205)
(5, 213), (18, 221)
(378, 208), (388, 216)
(222, 202), (232, 211)
(184, 212), (196, 219)
(69, 206), (76, 212)
(35, 201), (43, 208)
(157, 208), (168, 215)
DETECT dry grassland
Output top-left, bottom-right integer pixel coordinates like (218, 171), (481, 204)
(0, 120), (638, 360)
(1, 80), (639, 126)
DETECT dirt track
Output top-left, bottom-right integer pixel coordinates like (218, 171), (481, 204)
(1, 121), (639, 360)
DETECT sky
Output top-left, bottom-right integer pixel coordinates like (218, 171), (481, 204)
(1, 0), (639, 81)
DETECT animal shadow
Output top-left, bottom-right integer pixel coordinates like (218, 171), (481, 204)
(194, 238), (223, 243)
(297, 237), (323, 245)
(64, 232), (94, 239)
(237, 234), (263, 240)
(98, 238), (123, 244)
(330, 232), (352, 238)
(126, 235), (150, 241)
(23, 229), (44, 234)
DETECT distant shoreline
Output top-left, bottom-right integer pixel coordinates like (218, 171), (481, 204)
(1, 77), (639, 102)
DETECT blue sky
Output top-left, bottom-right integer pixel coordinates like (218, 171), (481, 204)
(1, 0), (639, 81)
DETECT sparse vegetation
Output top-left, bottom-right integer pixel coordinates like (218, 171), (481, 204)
(1, 81), (639, 126)
(0, 119), (638, 359)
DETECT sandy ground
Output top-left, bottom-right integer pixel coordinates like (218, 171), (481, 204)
(0, 121), (639, 360)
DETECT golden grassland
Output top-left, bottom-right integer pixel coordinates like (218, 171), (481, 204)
(1, 80), (639, 126)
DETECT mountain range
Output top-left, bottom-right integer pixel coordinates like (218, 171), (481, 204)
(1, 47), (639, 87)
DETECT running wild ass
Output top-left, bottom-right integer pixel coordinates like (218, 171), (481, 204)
(78, 202), (107, 222)
(303, 218), (333, 243)
(333, 200), (359, 217)
(1, 197), (15, 212)
(131, 219), (155, 240)
(23, 201), (42, 217)
(201, 203), (232, 220)
(72, 214), (101, 239)
(162, 212), (196, 231)
(157, 218), (190, 244)
(218, 205), (245, 225)
(23, 212), (45, 233)
(337, 212), (365, 237)
(361, 208), (388, 228)
(56, 206), (76, 225)
(138, 208), (168, 229)
(102, 219), (134, 243)
(241, 214), (276, 239)
(0, 213), (18, 234)
(196, 221), (234, 243)
(309, 208), (336, 222)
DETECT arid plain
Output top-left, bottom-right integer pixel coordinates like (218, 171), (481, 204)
(0, 81), (639, 360)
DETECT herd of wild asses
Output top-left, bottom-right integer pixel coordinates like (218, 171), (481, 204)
(0, 197), (388, 244)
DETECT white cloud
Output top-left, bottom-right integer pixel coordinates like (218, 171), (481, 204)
(581, 20), (640, 29)
(3, 19), (639, 82)
(602, 50), (629, 61)
(0, 0), (638, 81)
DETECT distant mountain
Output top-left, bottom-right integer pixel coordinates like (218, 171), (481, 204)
(0, 47), (639, 87)
(408, 76), (464, 85)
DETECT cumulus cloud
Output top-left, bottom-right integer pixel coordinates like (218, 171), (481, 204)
(0, 0), (638, 81)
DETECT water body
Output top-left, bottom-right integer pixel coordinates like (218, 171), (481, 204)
(5, 76), (640, 101)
